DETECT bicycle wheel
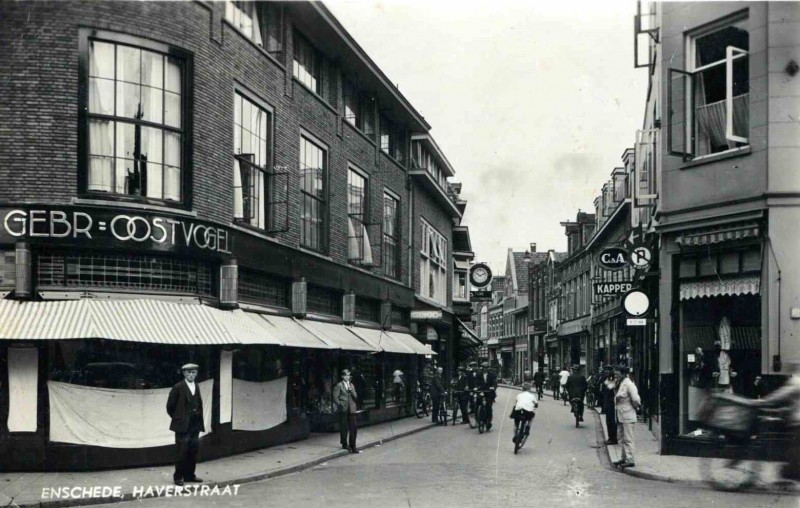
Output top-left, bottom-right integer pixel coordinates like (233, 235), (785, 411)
(467, 399), (477, 429)
(477, 405), (486, 434)
(439, 400), (449, 425)
(423, 393), (431, 416)
(514, 427), (522, 454)
(413, 394), (424, 418)
(700, 456), (762, 492)
(450, 398), (459, 426)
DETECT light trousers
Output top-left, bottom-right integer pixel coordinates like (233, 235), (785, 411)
(617, 422), (635, 463)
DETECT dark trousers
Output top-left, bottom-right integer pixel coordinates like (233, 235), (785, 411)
(605, 410), (617, 443)
(431, 395), (442, 423)
(486, 399), (494, 425)
(174, 431), (200, 481)
(571, 398), (584, 419)
(457, 394), (469, 423)
(339, 412), (357, 449)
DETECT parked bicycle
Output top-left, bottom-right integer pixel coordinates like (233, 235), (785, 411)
(413, 381), (431, 419)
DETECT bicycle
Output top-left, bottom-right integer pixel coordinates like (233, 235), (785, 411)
(412, 382), (431, 418)
(536, 382), (544, 401)
(569, 397), (583, 427)
(434, 392), (450, 425)
(513, 410), (535, 454)
(472, 389), (494, 434)
(561, 385), (569, 406)
(698, 393), (797, 492)
(449, 390), (466, 426)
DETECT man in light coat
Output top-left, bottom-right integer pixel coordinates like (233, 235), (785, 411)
(613, 365), (641, 468)
(332, 369), (360, 453)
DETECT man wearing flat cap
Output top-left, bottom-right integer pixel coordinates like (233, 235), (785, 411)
(167, 363), (205, 486)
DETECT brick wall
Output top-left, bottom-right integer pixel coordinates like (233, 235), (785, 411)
(413, 182), (454, 307)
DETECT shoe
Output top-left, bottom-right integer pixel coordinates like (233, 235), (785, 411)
(185, 477), (203, 483)
(342, 444), (349, 450)
(604, 440), (618, 445)
(174, 479), (184, 487)
(619, 461), (635, 468)
(612, 459), (624, 466)
(487, 423), (492, 431)
(350, 448), (361, 454)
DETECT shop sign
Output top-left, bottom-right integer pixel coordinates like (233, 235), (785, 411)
(0, 207), (233, 255)
(593, 282), (632, 296)
(626, 318), (646, 326)
(411, 309), (442, 321)
(598, 247), (629, 271)
(470, 290), (492, 301)
(527, 319), (547, 334)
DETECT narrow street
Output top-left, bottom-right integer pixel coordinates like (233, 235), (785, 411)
(104, 388), (798, 508)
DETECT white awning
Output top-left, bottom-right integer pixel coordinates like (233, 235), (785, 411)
(386, 331), (435, 356)
(454, 260), (471, 270)
(349, 326), (415, 354)
(679, 276), (760, 301)
(249, 314), (334, 349)
(296, 319), (378, 352)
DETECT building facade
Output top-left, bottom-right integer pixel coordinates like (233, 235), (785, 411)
(0, 0), (470, 470)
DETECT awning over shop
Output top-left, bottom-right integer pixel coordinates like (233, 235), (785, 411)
(457, 319), (482, 347)
(682, 326), (761, 350)
(247, 314), (334, 349)
(296, 319), (378, 352)
(348, 326), (415, 354)
(386, 331), (435, 355)
(679, 276), (760, 300)
(675, 222), (760, 246)
(0, 299), (237, 344)
(454, 259), (471, 270)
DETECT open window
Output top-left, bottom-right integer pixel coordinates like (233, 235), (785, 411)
(634, 0), (659, 69)
(347, 167), (379, 267)
(668, 16), (749, 159)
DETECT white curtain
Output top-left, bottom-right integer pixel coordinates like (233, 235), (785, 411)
(220, 351), (233, 424)
(48, 380), (213, 448)
(361, 224), (373, 266)
(232, 377), (287, 432)
(7, 347), (38, 433)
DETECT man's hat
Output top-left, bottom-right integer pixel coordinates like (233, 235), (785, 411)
(457, 366), (466, 372)
(181, 363), (199, 371)
(468, 361), (478, 367)
(481, 362), (490, 368)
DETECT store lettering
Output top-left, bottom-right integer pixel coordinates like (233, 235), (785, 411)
(593, 282), (632, 296)
(2, 209), (231, 254)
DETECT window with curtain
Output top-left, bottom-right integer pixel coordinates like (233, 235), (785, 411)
(300, 135), (327, 252)
(347, 168), (372, 266)
(343, 78), (375, 136)
(383, 193), (400, 279)
(380, 115), (405, 163)
(87, 38), (184, 202)
(233, 92), (272, 229)
(224, 1), (283, 56)
(420, 220), (447, 305)
(293, 32), (326, 97)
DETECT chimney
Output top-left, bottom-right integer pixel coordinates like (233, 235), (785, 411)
(530, 243), (537, 253)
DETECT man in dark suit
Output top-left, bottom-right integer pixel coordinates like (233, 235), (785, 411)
(601, 366), (618, 444)
(332, 369), (360, 453)
(565, 365), (588, 422)
(453, 366), (470, 424)
(166, 363), (205, 487)
(430, 366), (446, 424)
(477, 362), (498, 430)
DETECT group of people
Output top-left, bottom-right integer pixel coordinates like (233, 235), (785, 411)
(436, 361), (498, 428)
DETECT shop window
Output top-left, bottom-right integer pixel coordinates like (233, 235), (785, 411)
(344, 353), (378, 410)
(48, 340), (211, 389)
(36, 253), (213, 296)
(698, 255), (716, 276)
(668, 14), (749, 159)
(306, 285), (342, 317)
(299, 135), (328, 252)
(720, 251), (739, 274)
(741, 248), (761, 272)
(383, 192), (401, 279)
(84, 35), (186, 203)
(385, 354), (413, 407)
(238, 269), (289, 308)
(0, 250), (15, 287)
(224, 1), (283, 57)
(679, 257), (697, 278)
(233, 346), (284, 382)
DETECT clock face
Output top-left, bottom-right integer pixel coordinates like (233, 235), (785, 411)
(473, 268), (488, 283)
(470, 263), (492, 288)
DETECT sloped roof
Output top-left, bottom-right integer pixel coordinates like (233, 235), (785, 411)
(491, 275), (506, 293)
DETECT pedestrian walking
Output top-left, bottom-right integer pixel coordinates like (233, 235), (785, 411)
(430, 366), (446, 424)
(600, 365), (618, 444)
(613, 365), (641, 468)
(166, 363), (205, 487)
(333, 369), (360, 453)
(454, 366), (470, 424)
(392, 368), (405, 403)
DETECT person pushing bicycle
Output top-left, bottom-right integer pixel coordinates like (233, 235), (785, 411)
(511, 382), (538, 443)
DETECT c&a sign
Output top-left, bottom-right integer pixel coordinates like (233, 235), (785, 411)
(0, 207), (233, 255)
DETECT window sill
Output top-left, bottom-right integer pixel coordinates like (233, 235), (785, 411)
(343, 120), (377, 147)
(292, 78), (338, 116)
(379, 150), (407, 171)
(299, 246), (332, 261)
(679, 146), (751, 169)
(232, 220), (272, 237)
(222, 19), (285, 72)
(72, 197), (196, 217)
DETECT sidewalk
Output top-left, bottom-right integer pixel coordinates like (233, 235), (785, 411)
(593, 407), (795, 492)
(0, 417), (435, 508)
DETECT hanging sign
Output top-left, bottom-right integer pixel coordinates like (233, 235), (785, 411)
(630, 246), (652, 269)
(622, 289), (650, 317)
(598, 247), (629, 271)
(593, 281), (633, 296)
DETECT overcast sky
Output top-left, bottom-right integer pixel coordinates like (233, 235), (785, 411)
(327, 0), (647, 273)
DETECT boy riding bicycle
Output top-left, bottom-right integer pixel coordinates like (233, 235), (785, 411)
(511, 382), (539, 443)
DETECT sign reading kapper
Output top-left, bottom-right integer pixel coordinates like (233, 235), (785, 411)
(0, 207), (233, 255)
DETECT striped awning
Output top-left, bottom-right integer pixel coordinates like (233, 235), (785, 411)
(457, 318), (482, 347)
(296, 319), (378, 352)
(676, 222), (760, 246)
(248, 314), (334, 349)
(348, 326), (415, 354)
(0, 299), (236, 344)
(682, 326), (761, 350)
(386, 331), (435, 356)
(679, 276), (760, 300)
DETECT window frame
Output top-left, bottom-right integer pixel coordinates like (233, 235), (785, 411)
(233, 88), (274, 231)
(347, 164), (370, 265)
(224, 1), (284, 58)
(668, 12), (750, 160)
(382, 190), (401, 280)
(419, 219), (447, 305)
(78, 29), (193, 209)
(299, 131), (329, 253)
(293, 31), (328, 99)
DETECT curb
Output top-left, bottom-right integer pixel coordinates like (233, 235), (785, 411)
(11, 422), (437, 508)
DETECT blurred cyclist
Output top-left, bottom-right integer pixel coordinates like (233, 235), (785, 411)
(754, 361), (800, 481)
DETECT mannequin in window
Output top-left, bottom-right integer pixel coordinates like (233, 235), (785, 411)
(713, 316), (736, 394)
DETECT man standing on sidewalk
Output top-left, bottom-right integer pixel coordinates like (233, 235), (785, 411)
(454, 366), (470, 424)
(601, 366), (618, 444)
(430, 366), (446, 424)
(166, 363), (205, 487)
(613, 365), (641, 468)
(333, 369), (360, 453)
